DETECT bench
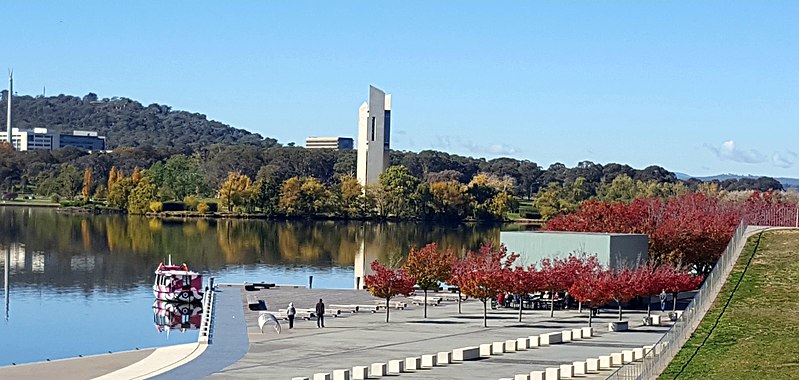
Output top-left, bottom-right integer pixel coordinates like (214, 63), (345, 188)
(247, 295), (268, 311)
(411, 296), (442, 306)
(244, 282), (275, 291)
(375, 301), (407, 310)
(329, 304), (360, 313)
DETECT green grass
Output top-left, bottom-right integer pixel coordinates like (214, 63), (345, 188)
(660, 230), (799, 379)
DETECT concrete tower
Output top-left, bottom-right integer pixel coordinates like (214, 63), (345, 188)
(5, 70), (11, 145)
(356, 85), (391, 187)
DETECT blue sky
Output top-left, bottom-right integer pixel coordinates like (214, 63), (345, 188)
(6, 1), (798, 177)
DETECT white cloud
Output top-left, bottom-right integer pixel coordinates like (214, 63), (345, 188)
(432, 135), (519, 156)
(705, 140), (794, 169)
(772, 153), (794, 168)
(705, 140), (768, 164)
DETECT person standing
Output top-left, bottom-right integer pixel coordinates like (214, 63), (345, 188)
(287, 302), (296, 329)
(660, 290), (667, 313)
(315, 298), (325, 328)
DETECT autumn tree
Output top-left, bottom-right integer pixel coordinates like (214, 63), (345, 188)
(82, 167), (93, 203)
(538, 256), (570, 317)
(453, 243), (518, 327)
(107, 177), (133, 210)
(505, 266), (543, 322)
(633, 261), (670, 317)
(364, 260), (416, 322)
(428, 181), (472, 221)
(569, 268), (613, 327)
(127, 177), (157, 214)
(403, 243), (455, 318)
(660, 264), (703, 312)
(337, 175), (364, 217)
(218, 171), (253, 212)
(607, 267), (637, 321)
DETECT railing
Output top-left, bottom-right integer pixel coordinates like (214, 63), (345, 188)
(198, 277), (216, 344)
(607, 205), (799, 380)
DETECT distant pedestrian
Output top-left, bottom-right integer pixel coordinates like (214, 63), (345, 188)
(287, 302), (296, 329)
(315, 298), (325, 328)
(659, 290), (667, 313)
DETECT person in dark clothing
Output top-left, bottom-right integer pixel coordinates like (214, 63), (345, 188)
(287, 302), (296, 329)
(315, 298), (325, 328)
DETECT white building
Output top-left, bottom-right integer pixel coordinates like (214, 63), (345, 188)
(305, 137), (354, 150)
(356, 86), (391, 187)
(0, 128), (106, 151)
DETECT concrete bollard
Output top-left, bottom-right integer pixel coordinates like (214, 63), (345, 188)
(493, 341), (506, 354)
(421, 354), (438, 368)
(437, 351), (452, 364)
(405, 357), (421, 371)
(313, 373), (331, 380)
(545, 367), (560, 380)
(599, 355), (612, 369)
(387, 359), (405, 374)
(586, 358), (600, 373)
(480, 343), (494, 357)
(572, 361), (587, 376)
(516, 337), (529, 350)
(370, 363), (387, 377)
(571, 328), (583, 340)
(351, 366), (368, 380)
(515, 374), (531, 380)
(560, 364), (574, 378)
(622, 350), (634, 363)
(529, 335), (541, 347)
(562, 330), (573, 342)
(643, 344), (655, 356)
(610, 353), (624, 367)
(452, 346), (480, 361)
(530, 370), (545, 380)
(633, 347), (644, 361)
(291, 377), (310, 380)
(581, 326), (593, 338)
(651, 314), (662, 325)
(540, 332), (563, 346)
(505, 339), (517, 352)
(332, 369), (350, 380)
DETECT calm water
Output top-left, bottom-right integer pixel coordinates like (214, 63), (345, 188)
(0, 206), (518, 366)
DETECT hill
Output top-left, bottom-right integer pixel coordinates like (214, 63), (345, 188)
(0, 92), (278, 149)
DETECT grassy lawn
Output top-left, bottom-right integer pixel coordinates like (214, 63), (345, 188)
(660, 230), (799, 379)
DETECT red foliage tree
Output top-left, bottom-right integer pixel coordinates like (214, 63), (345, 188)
(538, 257), (572, 317)
(569, 268), (614, 327)
(545, 193), (741, 276)
(453, 243), (518, 327)
(364, 260), (417, 322)
(633, 261), (672, 317)
(607, 267), (637, 321)
(660, 264), (703, 312)
(403, 243), (456, 318)
(505, 266), (543, 322)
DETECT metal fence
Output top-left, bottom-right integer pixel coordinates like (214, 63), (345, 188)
(606, 220), (749, 380)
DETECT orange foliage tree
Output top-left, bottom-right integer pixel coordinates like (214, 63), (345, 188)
(364, 260), (416, 322)
(403, 243), (455, 318)
(452, 243), (517, 327)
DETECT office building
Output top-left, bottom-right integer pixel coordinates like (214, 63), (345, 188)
(0, 128), (106, 151)
(305, 136), (354, 150)
(356, 86), (391, 187)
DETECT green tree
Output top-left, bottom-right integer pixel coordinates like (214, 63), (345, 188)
(107, 177), (133, 210)
(379, 165), (421, 218)
(148, 155), (209, 200)
(428, 180), (472, 220)
(56, 164), (82, 199)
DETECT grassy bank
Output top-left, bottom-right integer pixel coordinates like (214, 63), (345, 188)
(660, 229), (799, 379)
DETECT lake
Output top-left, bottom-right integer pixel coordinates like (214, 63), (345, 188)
(0, 206), (525, 366)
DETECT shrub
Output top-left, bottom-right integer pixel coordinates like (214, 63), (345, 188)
(197, 202), (210, 214)
(2, 192), (17, 201)
(149, 201), (163, 213)
(50, 194), (61, 203)
(184, 196), (199, 211)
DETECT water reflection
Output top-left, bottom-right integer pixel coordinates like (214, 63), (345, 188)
(0, 206), (530, 365)
(152, 300), (202, 334)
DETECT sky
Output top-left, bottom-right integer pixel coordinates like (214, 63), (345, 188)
(5, 1), (798, 178)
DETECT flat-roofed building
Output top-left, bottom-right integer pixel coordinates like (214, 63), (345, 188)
(500, 231), (648, 269)
(305, 136), (354, 150)
(0, 128), (105, 151)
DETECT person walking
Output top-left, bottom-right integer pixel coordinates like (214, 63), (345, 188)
(315, 298), (325, 328)
(287, 302), (296, 329)
(659, 290), (667, 313)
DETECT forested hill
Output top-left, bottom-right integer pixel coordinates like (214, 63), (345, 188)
(0, 92), (278, 149)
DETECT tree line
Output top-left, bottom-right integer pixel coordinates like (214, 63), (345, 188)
(364, 243), (701, 326)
